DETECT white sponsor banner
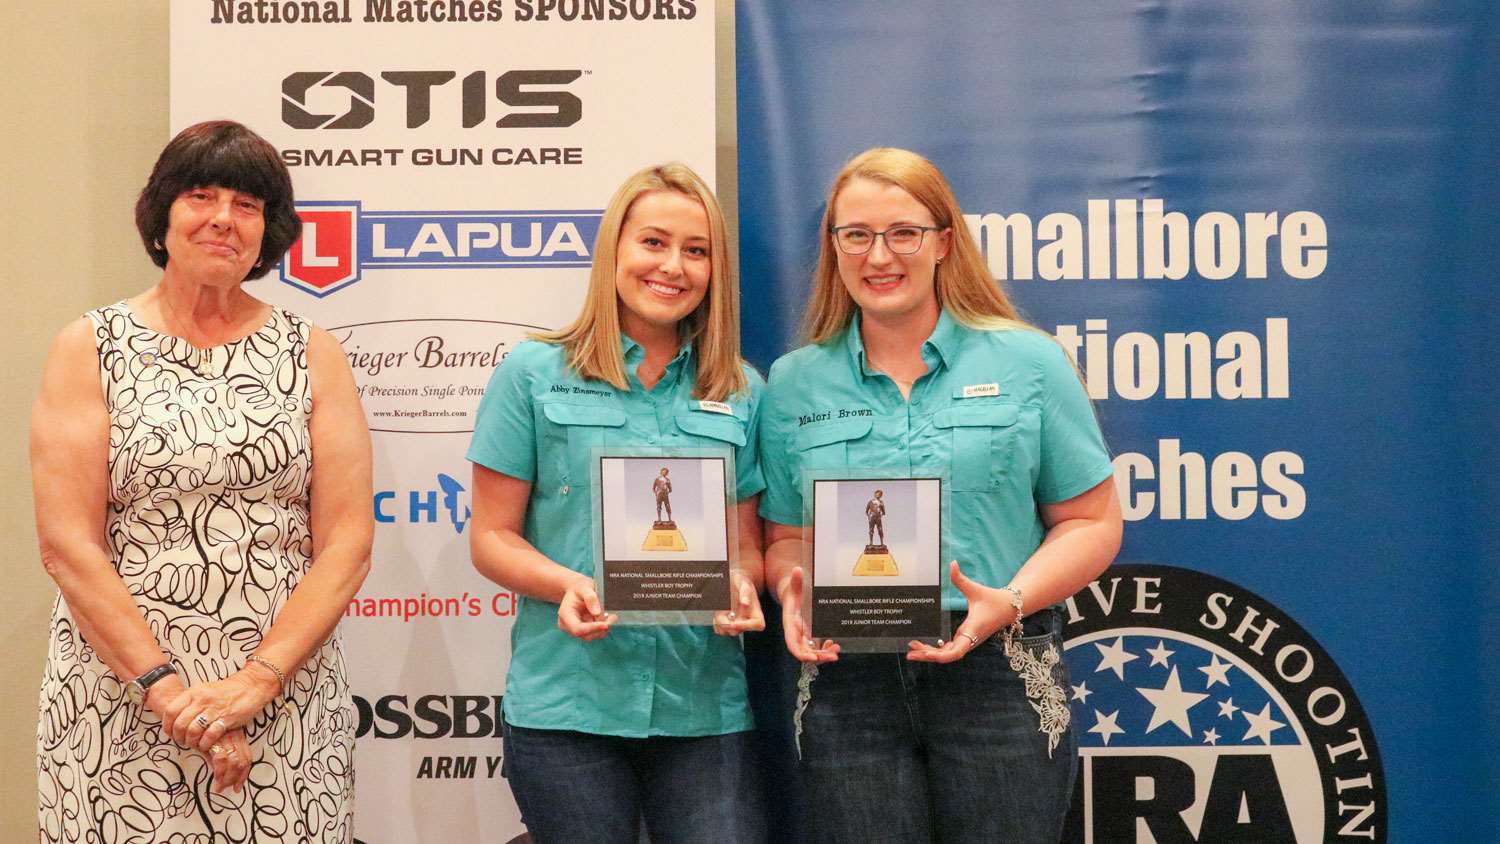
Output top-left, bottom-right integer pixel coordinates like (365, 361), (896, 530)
(171, 3), (716, 840)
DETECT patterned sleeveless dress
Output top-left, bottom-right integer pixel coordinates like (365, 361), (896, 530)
(36, 301), (355, 843)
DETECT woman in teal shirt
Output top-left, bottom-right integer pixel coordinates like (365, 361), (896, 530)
(468, 164), (766, 843)
(759, 148), (1124, 842)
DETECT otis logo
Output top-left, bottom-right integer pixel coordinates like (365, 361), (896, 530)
(1061, 564), (1384, 843)
(280, 201), (599, 296)
(282, 70), (583, 130)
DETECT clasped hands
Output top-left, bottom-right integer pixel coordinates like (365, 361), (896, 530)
(780, 560), (1019, 665)
(557, 571), (765, 640)
(145, 661), (282, 794)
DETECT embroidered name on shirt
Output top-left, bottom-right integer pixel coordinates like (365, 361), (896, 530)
(697, 400), (733, 415)
(962, 383), (1001, 398)
(798, 408), (874, 426)
(549, 384), (614, 399)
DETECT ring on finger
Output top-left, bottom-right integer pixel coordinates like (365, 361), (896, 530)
(957, 631), (980, 649)
(194, 714), (212, 729)
(212, 718), (228, 731)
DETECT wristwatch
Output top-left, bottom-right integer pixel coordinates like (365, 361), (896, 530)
(126, 663), (178, 705)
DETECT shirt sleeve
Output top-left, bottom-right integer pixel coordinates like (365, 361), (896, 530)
(733, 367), (768, 501)
(1034, 339), (1116, 503)
(757, 360), (804, 526)
(467, 344), (538, 481)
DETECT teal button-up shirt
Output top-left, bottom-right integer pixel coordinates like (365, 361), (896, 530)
(758, 310), (1114, 610)
(468, 336), (764, 737)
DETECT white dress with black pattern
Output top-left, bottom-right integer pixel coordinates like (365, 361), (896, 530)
(36, 301), (355, 843)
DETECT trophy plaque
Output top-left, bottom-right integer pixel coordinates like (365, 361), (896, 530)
(592, 449), (736, 623)
(805, 472), (948, 652)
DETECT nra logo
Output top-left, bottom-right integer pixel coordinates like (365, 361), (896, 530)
(280, 201), (600, 296)
(1061, 564), (1385, 843)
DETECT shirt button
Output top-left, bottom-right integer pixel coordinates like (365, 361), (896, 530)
(561, 485), (570, 495)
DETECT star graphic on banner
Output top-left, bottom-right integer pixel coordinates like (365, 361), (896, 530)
(1202, 728), (1221, 745)
(1241, 702), (1287, 745)
(1136, 666), (1210, 737)
(1199, 653), (1233, 688)
(1071, 682), (1092, 703)
(1146, 640), (1175, 667)
(1088, 709), (1125, 746)
(1217, 697), (1240, 719)
(1094, 637), (1139, 680)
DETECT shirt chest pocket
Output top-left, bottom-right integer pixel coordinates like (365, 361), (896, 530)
(795, 418), (873, 472)
(541, 402), (627, 486)
(674, 412), (748, 449)
(932, 404), (1020, 491)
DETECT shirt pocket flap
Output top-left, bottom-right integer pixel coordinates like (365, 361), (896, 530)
(675, 413), (747, 446)
(932, 404), (1019, 429)
(795, 418), (873, 451)
(542, 402), (627, 428)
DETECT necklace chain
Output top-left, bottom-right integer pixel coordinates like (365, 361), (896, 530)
(159, 292), (194, 344)
(866, 355), (922, 389)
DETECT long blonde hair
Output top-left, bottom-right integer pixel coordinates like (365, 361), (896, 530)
(803, 147), (1033, 343)
(536, 163), (748, 400)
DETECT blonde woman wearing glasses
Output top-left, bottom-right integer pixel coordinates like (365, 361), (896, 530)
(758, 147), (1123, 842)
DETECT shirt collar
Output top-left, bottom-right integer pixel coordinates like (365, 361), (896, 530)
(924, 308), (962, 367)
(621, 332), (693, 383)
(844, 308), (962, 376)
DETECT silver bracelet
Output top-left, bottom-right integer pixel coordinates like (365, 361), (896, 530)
(998, 585), (1025, 647)
(247, 654), (286, 692)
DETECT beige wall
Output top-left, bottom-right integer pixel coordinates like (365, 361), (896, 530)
(1, 2), (169, 838)
(0, 2), (735, 836)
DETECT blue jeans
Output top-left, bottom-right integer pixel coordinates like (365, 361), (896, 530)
(501, 720), (766, 844)
(794, 608), (1077, 843)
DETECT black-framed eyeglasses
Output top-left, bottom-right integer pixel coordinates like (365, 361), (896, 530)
(829, 225), (944, 255)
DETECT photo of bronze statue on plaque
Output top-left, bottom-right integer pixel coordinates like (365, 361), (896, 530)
(593, 449), (736, 623)
(852, 488), (898, 576)
(805, 474), (947, 652)
(642, 467), (689, 551)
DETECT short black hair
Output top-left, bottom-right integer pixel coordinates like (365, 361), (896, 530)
(134, 120), (299, 280)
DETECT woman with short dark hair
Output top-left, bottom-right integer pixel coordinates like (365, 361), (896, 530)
(32, 120), (372, 841)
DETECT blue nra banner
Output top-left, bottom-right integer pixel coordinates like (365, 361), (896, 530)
(738, 3), (1499, 841)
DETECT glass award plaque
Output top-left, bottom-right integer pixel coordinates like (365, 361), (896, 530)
(802, 470), (949, 652)
(591, 447), (736, 624)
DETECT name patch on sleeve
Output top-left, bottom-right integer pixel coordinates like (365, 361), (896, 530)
(962, 383), (1001, 398)
(697, 400), (734, 415)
